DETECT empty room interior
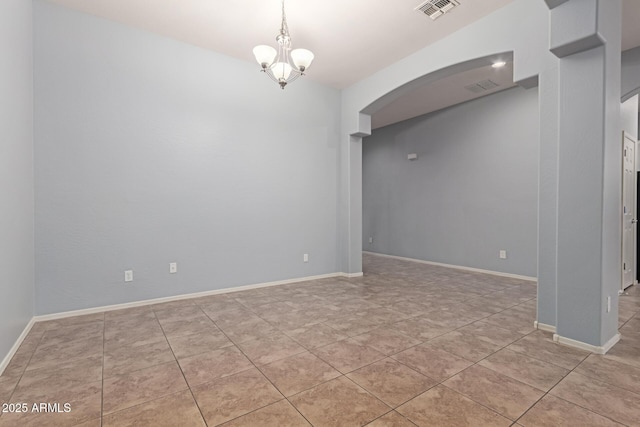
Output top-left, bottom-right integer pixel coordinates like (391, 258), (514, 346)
(2, 0), (640, 426)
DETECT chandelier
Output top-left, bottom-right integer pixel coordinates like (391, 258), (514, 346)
(252, 0), (314, 89)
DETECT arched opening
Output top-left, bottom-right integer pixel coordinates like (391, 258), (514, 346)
(359, 52), (539, 280)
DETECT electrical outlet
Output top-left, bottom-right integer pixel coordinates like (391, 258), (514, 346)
(369, 237), (373, 244)
(124, 270), (133, 282)
(499, 250), (507, 259)
(169, 262), (177, 274)
(303, 253), (309, 263)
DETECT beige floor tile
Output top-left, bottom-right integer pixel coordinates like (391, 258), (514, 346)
(347, 358), (436, 407)
(484, 293), (528, 308)
(602, 339), (640, 369)
(0, 352), (30, 384)
(0, 378), (17, 405)
(385, 300), (432, 317)
(7, 334), (40, 363)
(72, 418), (102, 427)
(103, 361), (188, 414)
(362, 307), (411, 324)
(104, 306), (154, 322)
(103, 390), (205, 427)
(443, 365), (544, 420)
(619, 328), (640, 347)
(104, 310), (158, 328)
(191, 368), (283, 426)
(323, 314), (385, 337)
(388, 317), (454, 341)
(167, 329), (233, 359)
(238, 333), (307, 365)
(463, 297), (515, 313)
(392, 345), (472, 381)
(427, 331), (502, 362)
(41, 313), (104, 329)
(457, 322), (525, 347)
(366, 411), (417, 426)
(455, 303), (501, 321)
(199, 304), (251, 322)
(178, 345), (253, 387)
(37, 322), (104, 349)
(259, 352), (341, 396)
(217, 317), (280, 343)
(220, 400), (311, 426)
(18, 356), (102, 391)
(574, 353), (640, 394)
(290, 376), (389, 427)
(150, 299), (197, 313)
(478, 349), (569, 391)
(518, 395), (624, 427)
(350, 328), (422, 356)
(396, 385), (511, 427)
(481, 309), (536, 335)
(506, 331), (589, 370)
(285, 324), (348, 349)
(549, 371), (640, 426)
(103, 323), (166, 352)
(27, 335), (103, 372)
(261, 310), (326, 330)
(158, 316), (218, 339)
(104, 339), (175, 378)
(313, 339), (385, 374)
(1, 380), (102, 427)
(419, 309), (476, 329)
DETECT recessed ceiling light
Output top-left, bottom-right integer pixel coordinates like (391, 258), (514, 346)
(492, 61), (507, 68)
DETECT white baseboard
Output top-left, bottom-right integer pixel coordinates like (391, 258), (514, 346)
(0, 318), (36, 377)
(363, 251), (537, 282)
(553, 332), (621, 355)
(534, 321), (557, 333)
(340, 272), (364, 278)
(2, 271), (362, 370)
(34, 271), (352, 322)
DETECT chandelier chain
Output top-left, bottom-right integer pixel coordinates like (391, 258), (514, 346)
(280, 0), (289, 39)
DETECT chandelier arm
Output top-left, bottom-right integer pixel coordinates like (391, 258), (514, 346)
(286, 72), (301, 84)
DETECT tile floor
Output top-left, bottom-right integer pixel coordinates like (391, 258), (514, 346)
(0, 253), (639, 426)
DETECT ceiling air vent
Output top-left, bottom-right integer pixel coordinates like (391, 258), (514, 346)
(464, 79), (500, 93)
(415, 0), (460, 20)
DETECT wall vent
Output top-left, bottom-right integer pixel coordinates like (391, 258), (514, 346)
(415, 0), (460, 20)
(464, 79), (500, 93)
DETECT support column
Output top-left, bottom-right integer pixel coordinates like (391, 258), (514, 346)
(550, 0), (622, 351)
(536, 67), (560, 331)
(338, 113), (369, 276)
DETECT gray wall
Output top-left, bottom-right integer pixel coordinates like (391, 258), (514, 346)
(622, 46), (640, 102)
(363, 87), (539, 277)
(0, 1), (35, 362)
(34, 1), (341, 315)
(622, 95), (638, 139)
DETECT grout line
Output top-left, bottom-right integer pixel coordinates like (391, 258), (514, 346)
(0, 325), (48, 423)
(198, 304), (310, 426)
(154, 307), (210, 427)
(511, 351), (605, 425)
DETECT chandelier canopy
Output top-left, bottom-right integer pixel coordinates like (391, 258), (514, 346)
(253, 0), (314, 89)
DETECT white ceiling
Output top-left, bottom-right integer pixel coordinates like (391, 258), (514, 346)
(44, 0), (640, 128)
(44, 0), (514, 89)
(372, 62), (516, 129)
